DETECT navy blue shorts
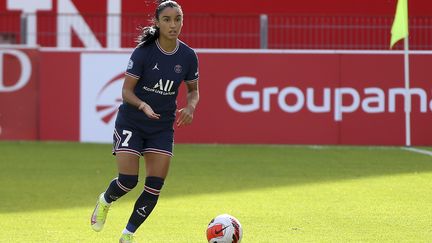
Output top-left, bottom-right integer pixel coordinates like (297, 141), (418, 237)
(112, 112), (174, 157)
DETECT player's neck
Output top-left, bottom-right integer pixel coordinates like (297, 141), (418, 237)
(157, 38), (178, 52)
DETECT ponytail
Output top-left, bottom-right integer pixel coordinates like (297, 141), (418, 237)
(136, 25), (160, 47)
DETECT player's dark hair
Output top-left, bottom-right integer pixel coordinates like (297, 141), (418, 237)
(136, 0), (182, 47)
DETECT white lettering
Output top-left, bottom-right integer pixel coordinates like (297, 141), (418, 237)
(389, 88), (427, 113)
(0, 50), (31, 92)
(57, 0), (102, 49)
(226, 77), (432, 121)
(107, 0), (122, 49)
(7, 0), (52, 13)
(306, 88), (331, 112)
(334, 88), (360, 121)
(362, 88), (385, 113)
(278, 87), (304, 113)
(121, 130), (132, 147)
(262, 87), (278, 112)
(226, 77), (259, 112)
(152, 79), (174, 92)
(154, 79), (163, 90)
(164, 79), (171, 91)
(7, 0), (53, 45)
(168, 80), (174, 91)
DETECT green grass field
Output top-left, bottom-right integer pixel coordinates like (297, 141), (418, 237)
(1, 141), (432, 242)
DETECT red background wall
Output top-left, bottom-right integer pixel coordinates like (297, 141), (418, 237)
(38, 51), (80, 141)
(2, 0), (432, 16)
(1, 48), (432, 145)
(1, 0), (431, 49)
(176, 51), (432, 146)
(0, 48), (39, 140)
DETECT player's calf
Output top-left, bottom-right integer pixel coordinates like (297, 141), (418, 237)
(124, 176), (164, 233)
(104, 174), (139, 203)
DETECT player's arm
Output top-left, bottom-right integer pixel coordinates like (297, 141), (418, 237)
(122, 75), (160, 119)
(177, 80), (199, 127)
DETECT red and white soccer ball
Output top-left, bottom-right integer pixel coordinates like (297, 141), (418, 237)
(206, 214), (243, 243)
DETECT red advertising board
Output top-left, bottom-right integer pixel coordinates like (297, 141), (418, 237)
(176, 52), (341, 144)
(175, 51), (432, 145)
(0, 47), (39, 140)
(38, 50), (81, 141)
(1, 48), (431, 145)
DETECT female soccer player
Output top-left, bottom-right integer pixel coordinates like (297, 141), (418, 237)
(90, 1), (199, 242)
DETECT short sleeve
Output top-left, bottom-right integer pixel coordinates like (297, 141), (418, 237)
(125, 48), (145, 79)
(185, 51), (199, 82)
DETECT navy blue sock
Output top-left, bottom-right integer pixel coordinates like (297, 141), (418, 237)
(125, 176), (164, 233)
(104, 174), (138, 203)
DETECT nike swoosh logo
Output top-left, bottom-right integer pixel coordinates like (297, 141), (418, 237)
(215, 225), (230, 235)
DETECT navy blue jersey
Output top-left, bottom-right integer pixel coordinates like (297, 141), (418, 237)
(119, 39), (199, 125)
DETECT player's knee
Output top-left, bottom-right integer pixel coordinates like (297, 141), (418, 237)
(145, 176), (164, 189)
(118, 174), (139, 190)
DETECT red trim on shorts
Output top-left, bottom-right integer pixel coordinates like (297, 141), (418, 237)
(115, 148), (142, 157)
(143, 148), (173, 157)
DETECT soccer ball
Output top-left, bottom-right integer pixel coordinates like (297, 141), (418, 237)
(206, 214), (243, 243)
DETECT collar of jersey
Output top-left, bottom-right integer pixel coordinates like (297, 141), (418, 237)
(156, 39), (179, 55)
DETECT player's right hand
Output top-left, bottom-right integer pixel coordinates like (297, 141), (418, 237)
(138, 102), (160, 119)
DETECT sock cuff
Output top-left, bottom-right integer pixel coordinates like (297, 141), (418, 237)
(144, 176), (164, 195)
(145, 176), (164, 188)
(118, 173), (139, 181)
(117, 174), (139, 191)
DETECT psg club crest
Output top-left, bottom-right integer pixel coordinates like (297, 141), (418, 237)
(174, 64), (182, 74)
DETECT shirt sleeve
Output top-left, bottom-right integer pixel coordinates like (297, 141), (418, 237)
(125, 48), (145, 79)
(184, 51), (199, 82)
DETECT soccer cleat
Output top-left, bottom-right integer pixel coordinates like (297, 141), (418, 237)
(91, 192), (111, 232)
(119, 233), (136, 243)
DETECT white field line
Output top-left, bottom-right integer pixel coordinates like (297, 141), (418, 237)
(402, 147), (432, 157)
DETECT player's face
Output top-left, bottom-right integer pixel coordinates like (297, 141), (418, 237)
(157, 7), (183, 41)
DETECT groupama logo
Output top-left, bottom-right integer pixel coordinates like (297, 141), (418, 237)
(226, 76), (432, 121)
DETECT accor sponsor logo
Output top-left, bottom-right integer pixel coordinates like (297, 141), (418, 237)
(95, 73), (123, 124)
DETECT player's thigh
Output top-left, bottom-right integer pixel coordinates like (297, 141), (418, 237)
(143, 129), (174, 178)
(116, 153), (140, 175)
(144, 152), (171, 179)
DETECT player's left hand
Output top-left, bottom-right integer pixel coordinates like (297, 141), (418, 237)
(176, 106), (195, 127)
